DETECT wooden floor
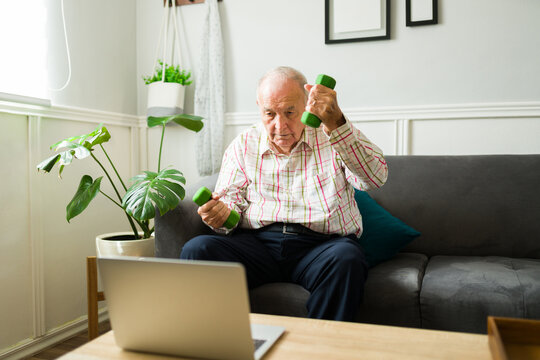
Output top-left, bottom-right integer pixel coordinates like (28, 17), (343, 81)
(24, 321), (111, 360)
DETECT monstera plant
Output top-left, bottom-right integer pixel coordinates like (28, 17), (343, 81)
(37, 114), (203, 241)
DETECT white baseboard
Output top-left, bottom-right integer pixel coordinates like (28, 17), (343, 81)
(0, 309), (108, 360)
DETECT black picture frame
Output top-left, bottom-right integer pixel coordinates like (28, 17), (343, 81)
(406, 0), (438, 27)
(325, 0), (390, 44)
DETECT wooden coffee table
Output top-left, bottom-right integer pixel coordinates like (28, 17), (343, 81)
(59, 313), (491, 359)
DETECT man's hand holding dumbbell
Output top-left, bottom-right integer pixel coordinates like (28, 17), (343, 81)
(193, 187), (240, 229)
(197, 194), (231, 228)
(302, 74), (346, 133)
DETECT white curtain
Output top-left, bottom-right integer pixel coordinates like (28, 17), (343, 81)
(194, 0), (225, 176)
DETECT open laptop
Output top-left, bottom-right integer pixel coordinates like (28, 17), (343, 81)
(98, 256), (285, 360)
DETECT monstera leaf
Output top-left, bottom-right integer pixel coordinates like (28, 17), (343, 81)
(37, 143), (91, 177)
(66, 175), (103, 222)
(37, 124), (111, 177)
(122, 168), (186, 221)
(147, 114), (204, 132)
(51, 125), (111, 151)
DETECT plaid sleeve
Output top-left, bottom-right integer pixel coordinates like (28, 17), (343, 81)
(209, 133), (250, 232)
(328, 118), (388, 191)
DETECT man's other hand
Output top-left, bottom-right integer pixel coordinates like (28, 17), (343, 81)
(197, 193), (232, 228)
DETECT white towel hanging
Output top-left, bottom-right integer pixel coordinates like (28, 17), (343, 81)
(195, 0), (225, 176)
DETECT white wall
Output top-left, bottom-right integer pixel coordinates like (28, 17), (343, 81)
(0, 1), (139, 358)
(138, 0), (540, 111)
(46, 0), (138, 114)
(136, 0), (540, 185)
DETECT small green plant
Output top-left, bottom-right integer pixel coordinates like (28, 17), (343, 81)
(37, 114), (204, 240)
(143, 60), (193, 86)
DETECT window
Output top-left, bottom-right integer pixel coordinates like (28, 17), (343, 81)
(0, 0), (49, 104)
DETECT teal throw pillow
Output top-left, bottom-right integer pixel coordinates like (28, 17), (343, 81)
(354, 190), (420, 267)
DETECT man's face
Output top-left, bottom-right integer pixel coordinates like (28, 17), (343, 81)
(257, 76), (306, 155)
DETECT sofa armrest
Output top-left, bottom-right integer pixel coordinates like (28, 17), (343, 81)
(154, 174), (219, 258)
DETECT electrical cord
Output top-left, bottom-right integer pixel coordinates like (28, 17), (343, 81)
(49, 0), (72, 92)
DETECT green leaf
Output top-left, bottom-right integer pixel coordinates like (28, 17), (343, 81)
(59, 164), (66, 178)
(148, 191), (168, 216)
(36, 144), (91, 175)
(62, 143), (91, 161)
(39, 124), (109, 176)
(83, 125), (111, 148)
(147, 116), (171, 128)
(171, 114), (204, 132)
(50, 135), (80, 150)
(57, 143), (91, 170)
(66, 175), (103, 222)
(143, 60), (192, 85)
(160, 169), (186, 184)
(122, 168), (186, 221)
(147, 114), (204, 132)
(37, 154), (61, 173)
(51, 124), (110, 151)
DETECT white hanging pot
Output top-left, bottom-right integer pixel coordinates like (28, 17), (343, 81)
(96, 232), (155, 257)
(147, 82), (185, 117)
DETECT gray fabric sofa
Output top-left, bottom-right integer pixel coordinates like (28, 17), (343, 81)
(154, 155), (540, 334)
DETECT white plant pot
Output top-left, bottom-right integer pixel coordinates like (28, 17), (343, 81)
(96, 232), (155, 257)
(147, 82), (185, 117)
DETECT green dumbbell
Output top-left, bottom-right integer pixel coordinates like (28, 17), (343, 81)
(301, 74), (337, 128)
(192, 187), (240, 229)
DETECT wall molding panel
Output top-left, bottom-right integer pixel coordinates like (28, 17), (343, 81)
(393, 119), (410, 156)
(344, 101), (540, 121)
(0, 310), (108, 360)
(3, 99), (537, 136)
(28, 116), (46, 340)
(224, 101), (540, 125)
(0, 101), (141, 128)
(224, 101), (540, 156)
(0, 102), (140, 359)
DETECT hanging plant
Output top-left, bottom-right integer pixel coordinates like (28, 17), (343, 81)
(143, 60), (192, 86)
(145, 1), (193, 118)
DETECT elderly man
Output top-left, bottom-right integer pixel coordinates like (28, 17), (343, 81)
(181, 66), (388, 321)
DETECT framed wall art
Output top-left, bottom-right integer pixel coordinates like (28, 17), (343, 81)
(325, 0), (390, 44)
(406, 0), (438, 26)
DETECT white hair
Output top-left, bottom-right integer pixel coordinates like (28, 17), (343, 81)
(257, 66), (308, 99)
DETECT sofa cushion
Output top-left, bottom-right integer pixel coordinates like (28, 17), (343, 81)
(356, 252), (428, 327)
(355, 190), (421, 267)
(368, 155), (540, 258)
(420, 256), (540, 334)
(249, 282), (309, 317)
(250, 253), (430, 325)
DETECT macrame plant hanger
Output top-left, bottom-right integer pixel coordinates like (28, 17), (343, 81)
(147, 0), (186, 117)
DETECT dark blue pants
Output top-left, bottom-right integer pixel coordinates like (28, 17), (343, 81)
(180, 228), (368, 322)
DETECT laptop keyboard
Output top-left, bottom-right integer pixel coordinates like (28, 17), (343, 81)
(253, 339), (266, 351)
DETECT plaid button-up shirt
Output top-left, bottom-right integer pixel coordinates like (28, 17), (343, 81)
(214, 119), (388, 237)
